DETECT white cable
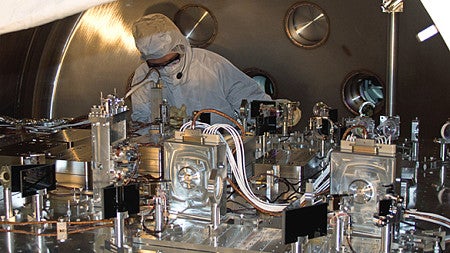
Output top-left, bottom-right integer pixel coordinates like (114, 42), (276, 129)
(406, 210), (450, 224)
(375, 137), (381, 144)
(313, 166), (330, 190)
(345, 135), (352, 141)
(52, 119), (91, 129)
(202, 124), (287, 213)
(375, 136), (387, 144)
(125, 80), (148, 99)
(125, 68), (158, 99)
(408, 215), (450, 230)
(315, 178), (330, 194)
(179, 121), (210, 131)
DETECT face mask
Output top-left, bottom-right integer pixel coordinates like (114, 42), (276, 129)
(159, 56), (183, 77)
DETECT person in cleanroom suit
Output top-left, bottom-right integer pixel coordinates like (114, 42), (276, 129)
(129, 13), (272, 125)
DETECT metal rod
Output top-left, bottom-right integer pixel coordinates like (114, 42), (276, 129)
(84, 161), (93, 191)
(6, 227), (14, 253)
(116, 211), (127, 248)
(154, 197), (163, 233)
(291, 236), (308, 253)
(33, 190), (45, 221)
(335, 215), (344, 252)
(381, 223), (392, 253)
(4, 187), (13, 219)
(440, 142), (447, 161)
(386, 11), (398, 117)
(211, 202), (220, 230)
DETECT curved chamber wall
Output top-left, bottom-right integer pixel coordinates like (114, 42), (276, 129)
(0, 1), (144, 119)
(6, 0), (198, 119)
(50, 2), (142, 119)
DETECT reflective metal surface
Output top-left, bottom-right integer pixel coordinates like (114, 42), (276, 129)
(174, 4), (218, 48)
(0, 120), (449, 252)
(341, 70), (385, 116)
(51, 2), (141, 119)
(284, 2), (330, 49)
(134, 219), (287, 252)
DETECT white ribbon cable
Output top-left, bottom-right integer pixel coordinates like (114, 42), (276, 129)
(203, 124), (288, 213)
(407, 210), (450, 224)
(410, 215), (450, 230)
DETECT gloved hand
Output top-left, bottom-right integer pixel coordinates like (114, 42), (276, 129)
(169, 104), (187, 126)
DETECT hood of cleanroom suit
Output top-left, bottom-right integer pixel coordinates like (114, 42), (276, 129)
(132, 13), (191, 85)
(130, 13), (272, 124)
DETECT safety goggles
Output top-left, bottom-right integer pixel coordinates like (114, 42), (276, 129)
(146, 54), (181, 69)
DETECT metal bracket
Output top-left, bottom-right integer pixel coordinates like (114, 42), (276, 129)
(382, 0), (403, 13)
(57, 221), (68, 241)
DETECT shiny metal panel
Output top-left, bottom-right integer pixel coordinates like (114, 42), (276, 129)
(46, 129), (91, 148)
(134, 220), (287, 252)
(54, 159), (90, 188)
(138, 146), (163, 178)
(51, 1), (141, 119)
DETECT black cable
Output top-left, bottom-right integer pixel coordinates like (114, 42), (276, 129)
(227, 191), (237, 200)
(249, 173), (303, 203)
(284, 187), (303, 202)
(346, 235), (356, 253)
(249, 173), (292, 203)
(279, 136), (290, 142)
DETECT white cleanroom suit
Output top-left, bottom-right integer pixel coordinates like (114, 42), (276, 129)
(130, 13), (271, 125)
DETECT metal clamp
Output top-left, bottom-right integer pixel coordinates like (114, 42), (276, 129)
(207, 169), (223, 230)
(381, 0), (403, 13)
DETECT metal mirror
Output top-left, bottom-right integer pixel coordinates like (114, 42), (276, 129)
(284, 2), (330, 49)
(174, 4), (218, 48)
(341, 70), (384, 117)
(244, 68), (277, 98)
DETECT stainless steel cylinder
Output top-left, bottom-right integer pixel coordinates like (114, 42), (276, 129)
(211, 202), (220, 230)
(291, 236), (307, 253)
(335, 215), (345, 252)
(4, 187), (13, 219)
(412, 142), (419, 162)
(6, 227), (14, 252)
(261, 133), (267, 155)
(154, 197), (163, 233)
(380, 223), (392, 253)
(84, 161), (93, 191)
(440, 142), (447, 161)
(33, 190), (45, 221)
(116, 211), (128, 248)
(386, 12), (398, 117)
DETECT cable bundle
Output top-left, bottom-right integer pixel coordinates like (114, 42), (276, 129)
(404, 210), (450, 230)
(201, 123), (288, 213)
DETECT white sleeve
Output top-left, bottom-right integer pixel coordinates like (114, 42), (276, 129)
(216, 57), (272, 112)
(130, 65), (155, 123)
(130, 84), (152, 123)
